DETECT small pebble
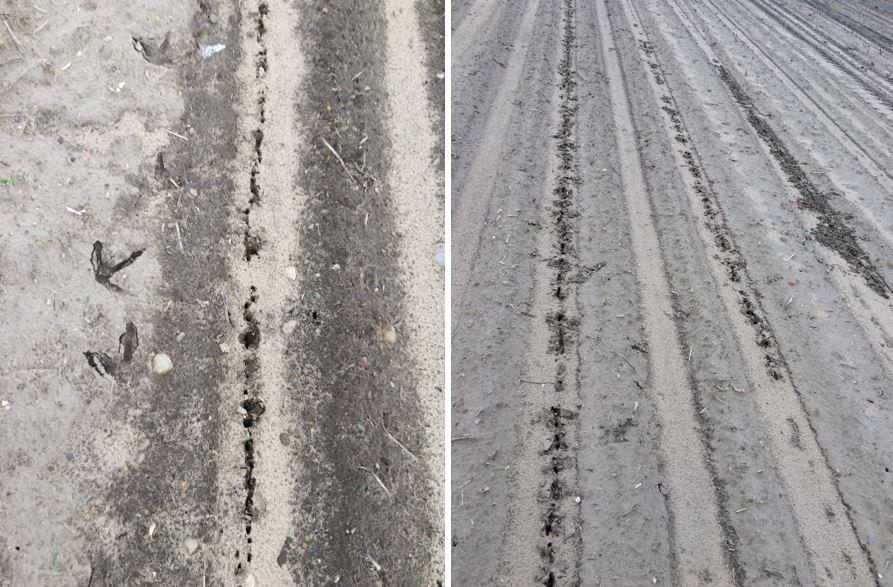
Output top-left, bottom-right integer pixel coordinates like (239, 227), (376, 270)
(575, 496), (582, 503)
(184, 538), (199, 555)
(152, 353), (173, 375)
(279, 432), (290, 446)
(380, 322), (397, 345)
(176, 332), (185, 343)
(244, 573), (256, 587)
(285, 266), (297, 280)
(281, 320), (298, 336)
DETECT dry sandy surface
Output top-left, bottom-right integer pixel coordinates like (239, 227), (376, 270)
(452, 0), (893, 584)
(0, 0), (443, 585)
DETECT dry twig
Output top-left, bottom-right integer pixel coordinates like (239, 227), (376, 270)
(321, 137), (358, 185)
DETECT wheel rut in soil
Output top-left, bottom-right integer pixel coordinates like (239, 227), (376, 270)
(740, 0), (893, 119)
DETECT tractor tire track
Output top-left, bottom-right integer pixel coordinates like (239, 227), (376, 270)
(802, 0), (893, 53)
(667, 0), (893, 403)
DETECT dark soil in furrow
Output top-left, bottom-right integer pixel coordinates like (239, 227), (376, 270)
(82, 2), (242, 584)
(285, 1), (436, 584)
(716, 65), (890, 299)
(638, 39), (784, 381)
(541, 0), (581, 584)
(235, 1), (269, 576)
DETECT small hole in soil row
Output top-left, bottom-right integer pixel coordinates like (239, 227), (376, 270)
(241, 397), (265, 428)
(240, 324), (260, 349)
(244, 233), (262, 261)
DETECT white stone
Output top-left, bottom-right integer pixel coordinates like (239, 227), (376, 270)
(152, 353), (173, 375)
(184, 538), (199, 555)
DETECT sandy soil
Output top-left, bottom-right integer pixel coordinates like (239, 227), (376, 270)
(452, 0), (893, 584)
(0, 1), (443, 585)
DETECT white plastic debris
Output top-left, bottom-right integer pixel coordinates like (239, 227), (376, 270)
(434, 243), (445, 267)
(152, 353), (173, 374)
(199, 44), (225, 59)
(285, 266), (298, 280)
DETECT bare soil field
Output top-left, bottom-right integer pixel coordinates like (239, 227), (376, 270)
(0, 1), (443, 585)
(452, 0), (893, 584)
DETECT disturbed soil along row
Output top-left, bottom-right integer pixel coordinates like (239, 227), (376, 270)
(0, 0), (443, 585)
(452, 0), (893, 584)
